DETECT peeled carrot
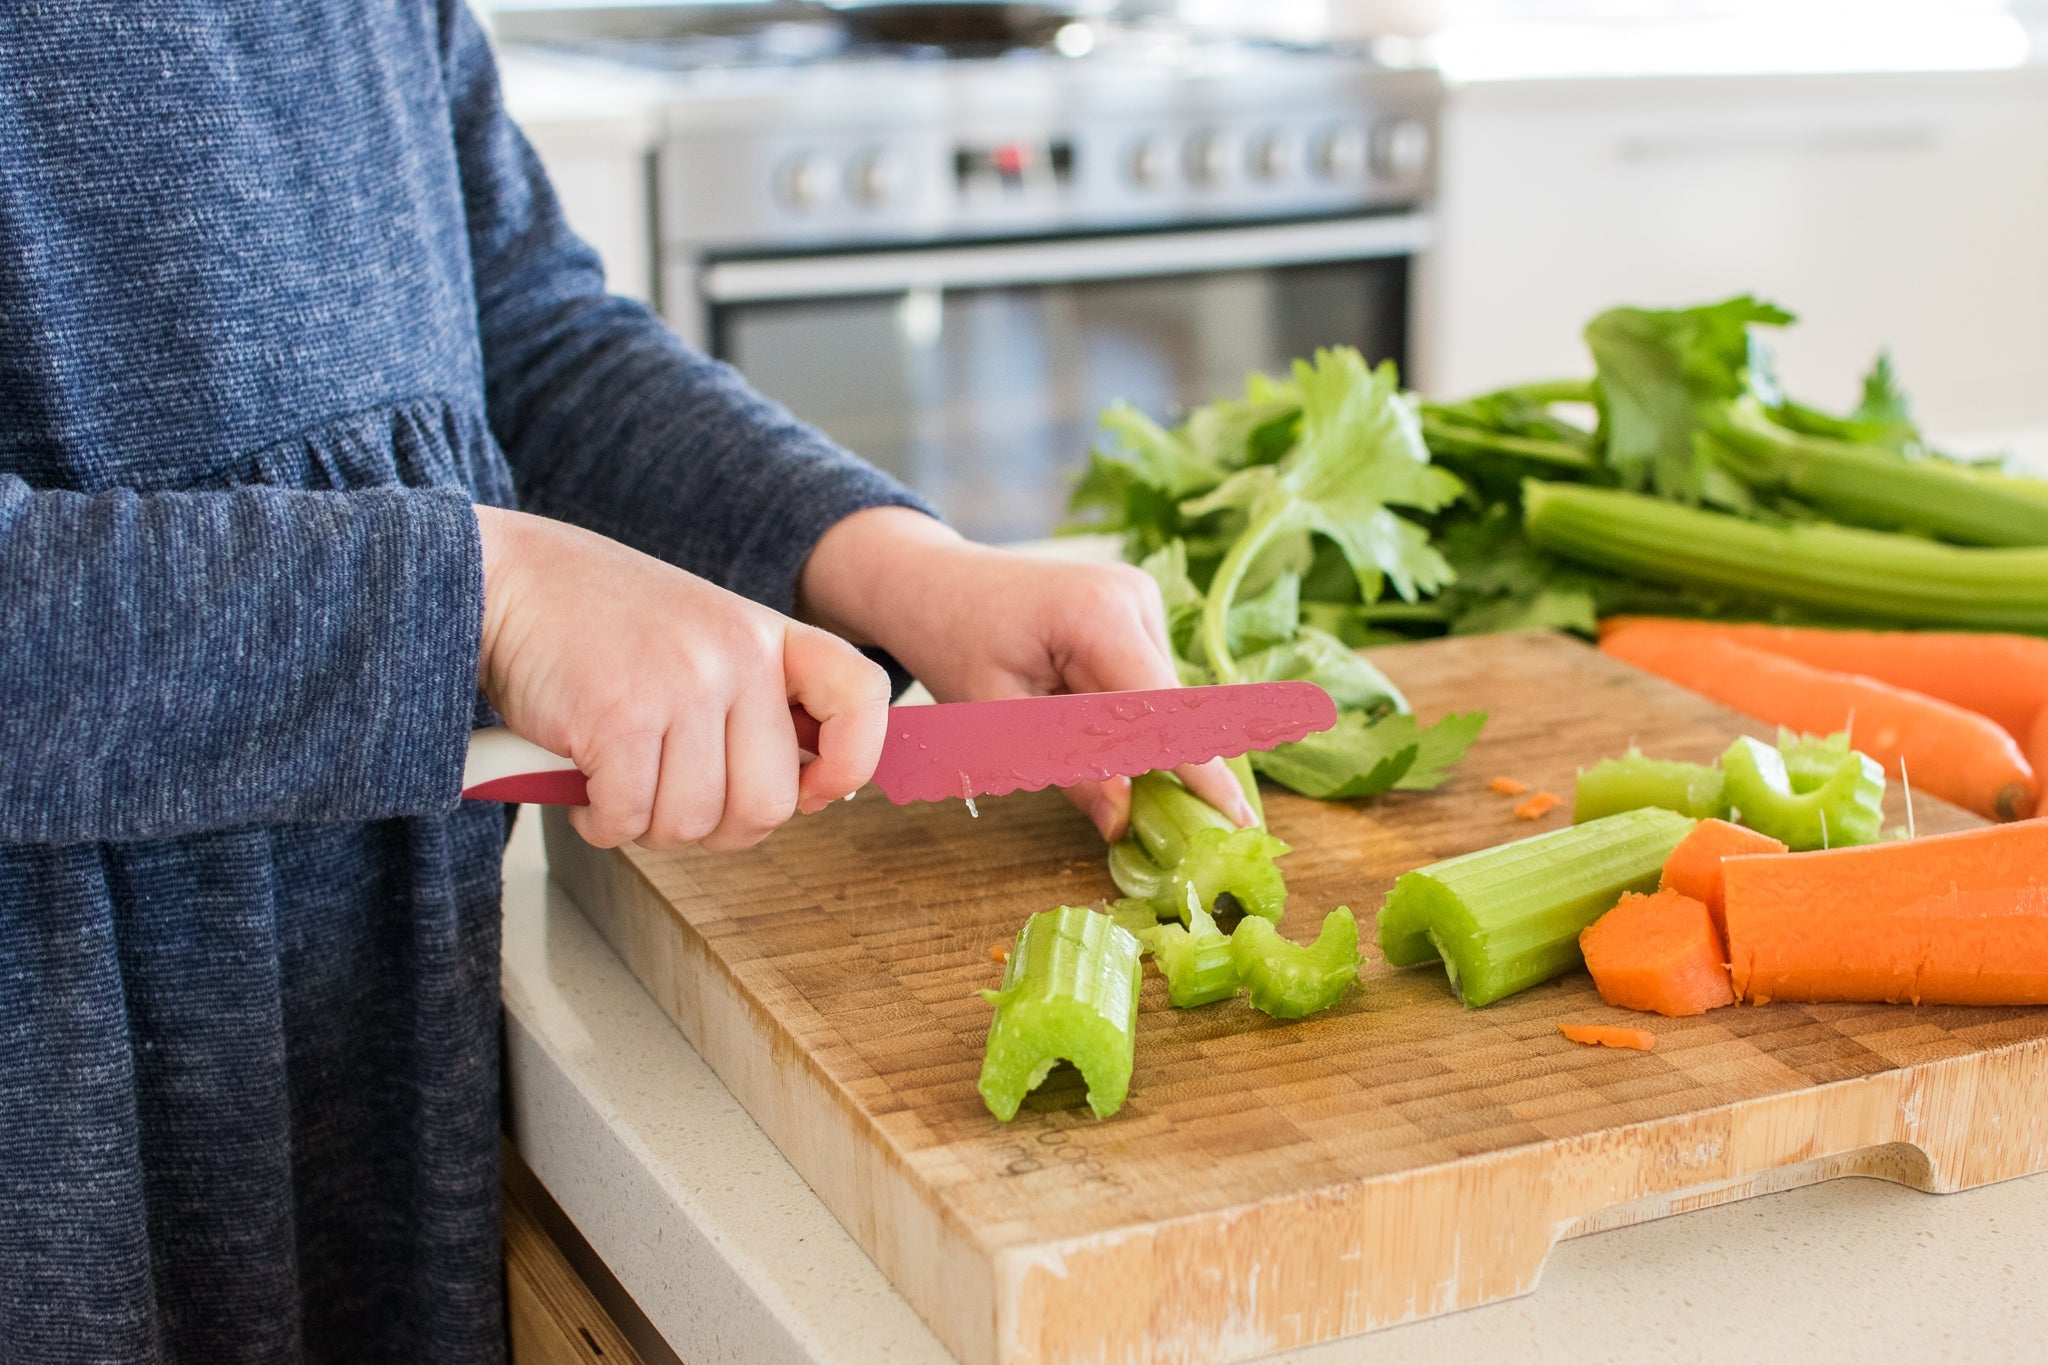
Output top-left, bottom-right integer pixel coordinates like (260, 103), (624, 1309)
(1601, 628), (2037, 823)
(1490, 776), (1531, 796)
(1579, 890), (1736, 1017)
(2029, 710), (2048, 820)
(1600, 617), (2048, 742)
(1659, 818), (1789, 938)
(1722, 819), (2048, 1006)
(1558, 1023), (1656, 1051)
(1514, 791), (1564, 820)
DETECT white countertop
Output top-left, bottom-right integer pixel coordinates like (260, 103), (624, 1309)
(501, 809), (2048, 1365)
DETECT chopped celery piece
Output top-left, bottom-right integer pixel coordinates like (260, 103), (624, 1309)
(1377, 808), (1696, 1007)
(1573, 751), (1727, 823)
(1721, 734), (1883, 852)
(1230, 907), (1360, 1019)
(1107, 897), (1166, 946)
(1110, 770), (1290, 923)
(1774, 728), (1858, 793)
(978, 906), (1142, 1122)
(1143, 905), (1241, 1007)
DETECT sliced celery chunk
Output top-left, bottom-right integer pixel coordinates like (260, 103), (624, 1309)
(1231, 907), (1360, 1019)
(1377, 807), (1696, 1007)
(1110, 770), (1290, 923)
(1721, 734), (1883, 852)
(979, 906), (1142, 1121)
(1573, 751), (1727, 823)
(1143, 905), (1241, 1007)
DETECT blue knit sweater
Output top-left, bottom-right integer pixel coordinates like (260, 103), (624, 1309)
(0, 5), (923, 1360)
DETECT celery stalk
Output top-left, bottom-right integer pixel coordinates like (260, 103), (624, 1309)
(1111, 771), (1290, 923)
(1230, 907), (1360, 1019)
(1524, 480), (2048, 631)
(1708, 399), (2048, 547)
(1721, 734), (1883, 851)
(1143, 905), (1241, 1007)
(978, 906), (1142, 1121)
(1574, 751), (1727, 823)
(1377, 808), (1696, 1007)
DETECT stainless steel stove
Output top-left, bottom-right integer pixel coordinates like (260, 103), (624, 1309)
(504, 5), (1442, 542)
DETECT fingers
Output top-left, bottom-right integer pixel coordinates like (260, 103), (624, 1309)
(566, 726), (663, 849)
(638, 710), (729, 852)
(1064, 775), (1132, 842)
(1176, 757), (1256, 828)
(699, 684), (800, 853)
(784, 625), (891, 814)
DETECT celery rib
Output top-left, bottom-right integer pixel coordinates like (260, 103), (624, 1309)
(1525, 480), (2048, 629)
(1574, 752), (1727, 823)
(1376, 808), (1696, 1007)
(979, 906), (1143, 1121)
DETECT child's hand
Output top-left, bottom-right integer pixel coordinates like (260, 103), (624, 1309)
(475, 507), (891, 851)
(797, 508), (1258, 841)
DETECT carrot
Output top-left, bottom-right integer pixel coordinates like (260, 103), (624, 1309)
(1659, 818), (1788, 938)
(1579, 890), (1736, 1016)
(2029, 709), (2048, 820)
(1490, 776), (1531, 796)
(1514, 791), (1564, 820)
(1558, 1023), (1656, 1051)
(1722, 819), (2048, 1006)
(990, 943), (1011, 964)
(1601, 628), (2037, 823)
(1601, 617), (2048, 742)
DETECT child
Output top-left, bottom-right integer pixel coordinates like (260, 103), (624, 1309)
(0, 4), (1247, 1361)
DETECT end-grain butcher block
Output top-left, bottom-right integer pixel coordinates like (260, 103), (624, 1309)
(542, 631), (2048, 1365)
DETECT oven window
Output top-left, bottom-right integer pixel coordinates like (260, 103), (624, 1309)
(714, 258), (1408, 545)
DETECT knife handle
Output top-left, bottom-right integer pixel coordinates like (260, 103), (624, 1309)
(461, 704), (823, 807)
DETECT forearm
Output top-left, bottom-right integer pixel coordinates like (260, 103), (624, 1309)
(0, 477), (482, 844)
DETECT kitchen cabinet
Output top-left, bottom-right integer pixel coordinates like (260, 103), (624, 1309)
(1416, 67), (2048, 435)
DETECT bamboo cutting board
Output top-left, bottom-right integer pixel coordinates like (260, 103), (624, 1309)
(540, 631), (2048, 1365)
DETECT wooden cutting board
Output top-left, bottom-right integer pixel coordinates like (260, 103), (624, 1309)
(541, 631), (2048, 1365)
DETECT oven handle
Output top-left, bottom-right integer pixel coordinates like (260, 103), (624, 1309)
(696, 212), (1433, 302)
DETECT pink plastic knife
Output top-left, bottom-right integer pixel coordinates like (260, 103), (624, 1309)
(459, 681), (1337, 807)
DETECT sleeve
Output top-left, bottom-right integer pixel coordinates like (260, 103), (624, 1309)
(0, 477), (484, 846)
(437, 4), (938, 619)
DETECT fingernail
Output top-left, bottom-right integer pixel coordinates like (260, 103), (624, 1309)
(798, 796), (826, 816)
(1234, 796), (1258, 827)
(1090, 801), (1124, 842)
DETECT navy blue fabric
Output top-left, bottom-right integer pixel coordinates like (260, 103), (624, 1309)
(0, 3), (928, 1361)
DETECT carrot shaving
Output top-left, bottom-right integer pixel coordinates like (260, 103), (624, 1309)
(1558, 1023), (1656, 1051)
(989, 943), (1010, 964)
(1514, 791), (1564, 820)
(1490, 776), (1531, 796)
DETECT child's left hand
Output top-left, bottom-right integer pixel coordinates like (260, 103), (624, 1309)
(798, 507), (1259, 841)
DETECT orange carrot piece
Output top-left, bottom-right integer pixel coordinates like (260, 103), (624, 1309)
(1513, 791), (1564, 820)
(1558, 1023), (1656, 1051)
(1490, 776), (1531, 796)
(1659, 818), (1789, 938)
(1722, 819), (2048, 1006)
(990, 943), (1010, 964)
(1579, 890), (1736, 1016)
(1601, 628), (2037, 823)
(1600, 617), (2048, 742)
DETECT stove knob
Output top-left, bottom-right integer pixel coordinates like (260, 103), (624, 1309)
(1312, 124), (1367, 182)
(1249, 131), (1297, 182)
(1127, 135), (1171, 189)
(775, 152), (835, 212)
(1184, 129), (1238, 187)
(1370, 117), (1433, 183)
(846, 147), (902, 206)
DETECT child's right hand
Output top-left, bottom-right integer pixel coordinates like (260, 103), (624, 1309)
(473, 506), (892, 851)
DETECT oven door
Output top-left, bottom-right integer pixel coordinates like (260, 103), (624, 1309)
(698, 213), (1429, 544)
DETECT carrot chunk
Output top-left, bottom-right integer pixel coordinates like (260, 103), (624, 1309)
(1558, 1023), (1657, 1051)
(1514, 791), (1564, 820)
(1659, 818), (1789, 938)
(1490, 776), (1531, 796)
(1601, 626), (2038, 822)
(1579, 889), (1736, 1016)
(1722, 820), (2048, 1005)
